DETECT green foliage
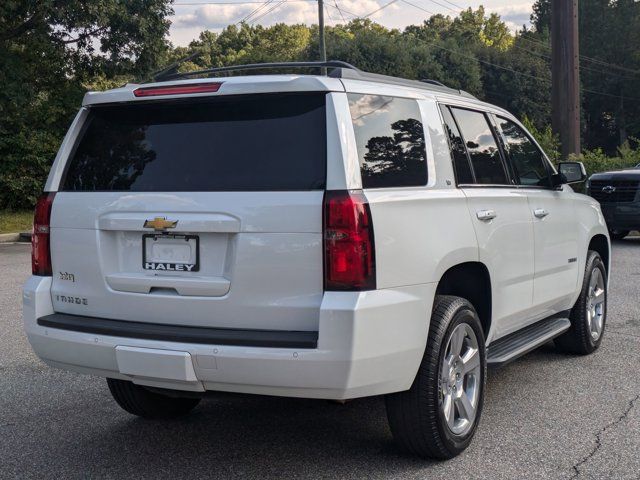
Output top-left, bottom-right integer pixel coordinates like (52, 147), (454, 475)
(0, 210), (32, 234)
(0, 0), (172, 209)
(521, 116), (560, 162)
(532, 0), (640, 152)
(570, 142), (640, 178)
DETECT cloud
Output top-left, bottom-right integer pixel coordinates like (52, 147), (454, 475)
(348, 94), (393, 126)
(485, 2), (534, 31)
(172, 0), (394, 30)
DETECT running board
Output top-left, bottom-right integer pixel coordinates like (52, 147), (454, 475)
(487, 316), (571, 367)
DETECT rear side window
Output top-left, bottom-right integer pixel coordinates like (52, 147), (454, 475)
(440, 106), (474, 184)
(347, 94), (428, 189)
(451, 108), (509, 185)
(63, 93), (326, 191)
(496, 117), (551, 187)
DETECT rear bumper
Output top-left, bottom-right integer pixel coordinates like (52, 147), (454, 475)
(23, 276), (434, 399)
(600, 203), (640, 230)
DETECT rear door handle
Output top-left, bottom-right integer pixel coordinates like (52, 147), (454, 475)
(534, 208), (549, 218)
(476, 209), (497, 221)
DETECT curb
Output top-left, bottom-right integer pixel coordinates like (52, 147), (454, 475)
(0, 232), (31, 243)
(0, 233), (20, 243)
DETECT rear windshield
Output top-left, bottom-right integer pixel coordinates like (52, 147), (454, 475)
(62, 92), (327, 191)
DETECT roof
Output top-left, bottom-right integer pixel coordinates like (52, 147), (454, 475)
(156, 60), (477, 99)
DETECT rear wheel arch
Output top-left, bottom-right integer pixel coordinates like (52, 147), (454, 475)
(435, 262), (492, 338)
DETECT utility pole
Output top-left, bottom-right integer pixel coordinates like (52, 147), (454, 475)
(318, 0), (327, 73)
(551, 0), (581, 159)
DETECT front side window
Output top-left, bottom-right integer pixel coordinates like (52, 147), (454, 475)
(451, 108), (509, 185)
(497, 117), (551, 187)
(348, 94), (428, 189)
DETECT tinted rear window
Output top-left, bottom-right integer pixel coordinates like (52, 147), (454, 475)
(63, 93), (327, 191)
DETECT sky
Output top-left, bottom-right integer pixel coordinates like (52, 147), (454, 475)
(169, 0), (535, 47)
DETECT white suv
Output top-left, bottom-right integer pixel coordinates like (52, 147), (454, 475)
(23, 61), (610, 459)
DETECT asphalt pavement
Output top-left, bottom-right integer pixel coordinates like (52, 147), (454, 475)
(1, 240), (639, 479)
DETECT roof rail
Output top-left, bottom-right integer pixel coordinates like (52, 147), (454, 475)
(329, 67), (476, 99)
(420, 78), (446, 87)
(160, 60), (360, 81)
(157, 59), (476, 99)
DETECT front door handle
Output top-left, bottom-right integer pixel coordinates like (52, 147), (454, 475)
(534, 208), (549, 218)
(476, 209), (497, 221)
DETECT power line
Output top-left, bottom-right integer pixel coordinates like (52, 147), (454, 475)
(424, 0), (459, 14)
(325, 2), (358, 19)
(509, 43), (634, 80)
(333, 0), (347, 24)
(437, 0), (463, 9)
(250, 0), (287, 24)
(517, 35), (640, 76)
(240, 0), (276, 23)
(324, 3), (335, 24)
(399, 0), (435, 16)
(363, 0), (400, 19)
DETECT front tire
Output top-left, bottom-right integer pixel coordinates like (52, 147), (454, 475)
(107, 379), (201, 419)
(385, 295), (486, 459)
(555, 250), (607, 355)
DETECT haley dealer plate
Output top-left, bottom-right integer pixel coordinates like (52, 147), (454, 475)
(142, 234), (199, 272)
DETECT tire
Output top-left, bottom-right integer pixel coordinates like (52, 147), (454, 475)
(555, 250), (607, 355)
(107, 378), (201, 419)
(609, 230), (629, 240)
(385, 295), (487, 459)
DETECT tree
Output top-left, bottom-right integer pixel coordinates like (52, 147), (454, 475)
(531, 0), (640, 153)
(0, 0), (172, 209)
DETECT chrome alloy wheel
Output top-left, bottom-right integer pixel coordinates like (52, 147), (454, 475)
(439, 323), (481, 436)
(586, 267), (606, 341)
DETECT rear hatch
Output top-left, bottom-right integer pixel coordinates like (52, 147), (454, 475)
(50, 92), (327, 332)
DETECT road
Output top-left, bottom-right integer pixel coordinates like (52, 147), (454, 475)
(1, 240), (639, 480)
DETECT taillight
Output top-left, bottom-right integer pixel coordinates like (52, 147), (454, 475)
(32, 193), (55, 276)
(133, 82), (222, 97)
(323, 190), (376, 291)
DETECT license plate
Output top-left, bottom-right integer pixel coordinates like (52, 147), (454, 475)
(142, 234), (199, 272)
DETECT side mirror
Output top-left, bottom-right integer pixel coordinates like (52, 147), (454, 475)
(554, 161), (587, 185)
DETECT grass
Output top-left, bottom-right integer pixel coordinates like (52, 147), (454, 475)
(0, 210), (32, 234)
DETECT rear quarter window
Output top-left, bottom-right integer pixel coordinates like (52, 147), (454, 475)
(62, 92), (327, 192)
(347, 94), (428, 189)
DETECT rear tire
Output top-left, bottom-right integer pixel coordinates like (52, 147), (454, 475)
(107, 378), (201, 419)
(385, 295), (486, 459)
(609, 229), (629, 240)
(555, 251), (607, 355)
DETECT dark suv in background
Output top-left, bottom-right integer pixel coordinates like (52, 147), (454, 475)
(587, 163), (640, 239)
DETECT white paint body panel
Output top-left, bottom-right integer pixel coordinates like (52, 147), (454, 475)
(526, 186), (581, 313)
(25, 277), (434, 399)
(24, 73), (609, 399)
(461, 187), (536, 337)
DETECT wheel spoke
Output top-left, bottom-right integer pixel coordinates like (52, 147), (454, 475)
(461, 348), (480, 375)
(443, 393), (455, 429)
(455, 392), (475, 422)
(449, 326), (466, 357)
(593, 288), (605, 305)
(439, 321), (482, 436)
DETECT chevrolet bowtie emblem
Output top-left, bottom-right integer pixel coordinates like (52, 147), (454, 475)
(143, 217), (178, 231)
